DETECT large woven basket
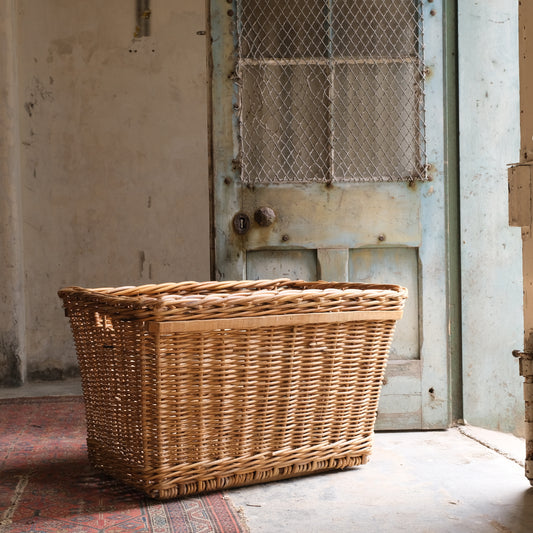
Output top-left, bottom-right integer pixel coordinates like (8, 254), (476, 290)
(59, 279), (407, 499)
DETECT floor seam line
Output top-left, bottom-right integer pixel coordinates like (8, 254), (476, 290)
(456, 425), (525, 468)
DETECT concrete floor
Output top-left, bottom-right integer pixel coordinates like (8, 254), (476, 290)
(231, 429), (533, 533)
(2, 379), (532, 533)
(0, 377), (85, 399)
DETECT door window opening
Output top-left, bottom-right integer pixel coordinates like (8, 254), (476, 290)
(234, 0), (427, 184)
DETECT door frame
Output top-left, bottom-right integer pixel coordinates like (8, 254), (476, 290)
(443, 0), (462, 424)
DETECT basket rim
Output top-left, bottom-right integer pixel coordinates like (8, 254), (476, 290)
(58, 277), (406, 295)
(58, 278), (407, 302)
(58, 279), (408, 321)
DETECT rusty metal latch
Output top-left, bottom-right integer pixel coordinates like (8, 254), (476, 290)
(513, 349), (533, 376)
(513, 349), (533, 485)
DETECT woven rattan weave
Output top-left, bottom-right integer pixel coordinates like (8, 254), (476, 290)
(59, 279), (406, 499)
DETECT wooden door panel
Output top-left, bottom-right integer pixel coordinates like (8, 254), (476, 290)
(349, 247), (419, 360)
(246, 245), (424, 430)
(375, 360), (422, 430)
(247, 250), (318, 281)
(242, 183), (420, 251)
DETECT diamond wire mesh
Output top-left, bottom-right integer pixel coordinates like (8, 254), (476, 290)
(235, 0), (427, 184)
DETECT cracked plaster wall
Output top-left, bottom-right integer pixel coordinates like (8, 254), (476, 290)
(1, 0), (209, 382)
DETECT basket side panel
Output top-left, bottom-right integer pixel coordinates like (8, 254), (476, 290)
(142, 319), (397, 495)
(63, 298), (154, 482)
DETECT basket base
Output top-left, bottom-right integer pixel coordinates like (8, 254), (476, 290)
(90, 452), (370, 500)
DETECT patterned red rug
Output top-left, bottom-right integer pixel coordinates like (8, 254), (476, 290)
(0, 397), (248, 533)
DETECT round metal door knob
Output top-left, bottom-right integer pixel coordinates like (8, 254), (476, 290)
(254, 206), (276, 227)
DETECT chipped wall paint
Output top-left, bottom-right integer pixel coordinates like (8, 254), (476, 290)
(1, 0), (210, 381)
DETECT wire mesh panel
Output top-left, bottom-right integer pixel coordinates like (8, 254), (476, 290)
(235, 0), (426, 183)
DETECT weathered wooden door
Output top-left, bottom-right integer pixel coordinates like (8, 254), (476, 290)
(210, 0), (449, 429)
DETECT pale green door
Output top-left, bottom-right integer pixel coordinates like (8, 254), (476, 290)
(210, 0), (449, 430)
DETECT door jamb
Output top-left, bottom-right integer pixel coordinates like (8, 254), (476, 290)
(443, 0), (463, 424)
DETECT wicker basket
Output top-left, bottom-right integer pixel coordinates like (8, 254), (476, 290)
(59, 279), (407, 499)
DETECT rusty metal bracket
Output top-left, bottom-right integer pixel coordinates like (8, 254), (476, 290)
(508, 164), (532, 227)
(135, 0), (151, 38)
